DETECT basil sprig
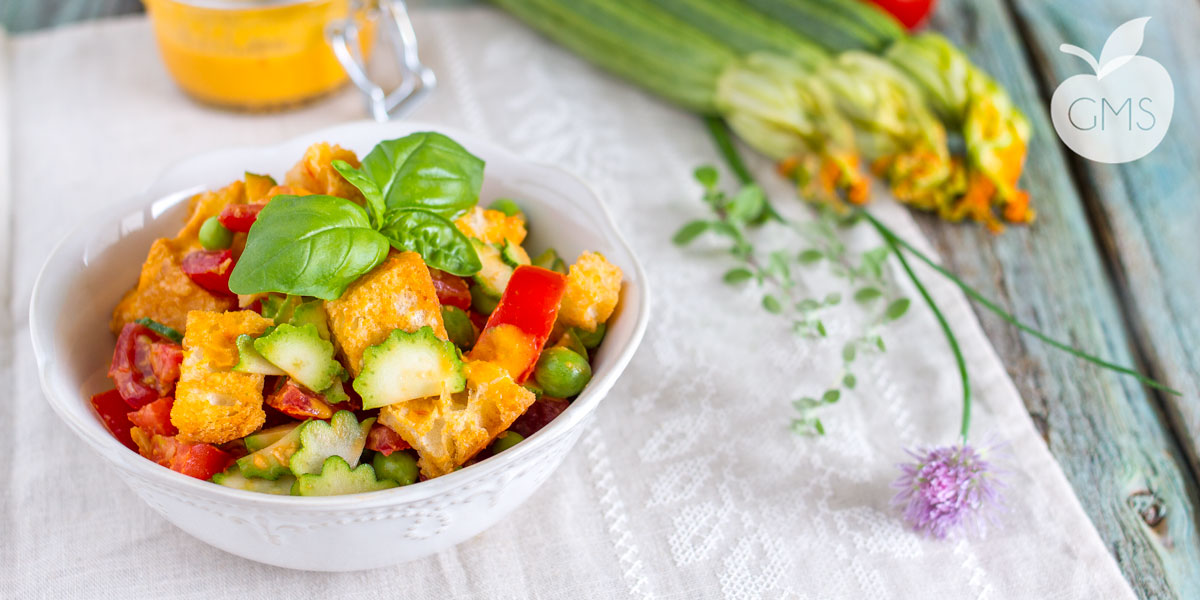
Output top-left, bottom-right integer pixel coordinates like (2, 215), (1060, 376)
(228, 133), (484, 300)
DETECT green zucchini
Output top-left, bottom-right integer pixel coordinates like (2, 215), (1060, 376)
(740, 0), (905, 53)
(647, 0), (827, 67)
(490, 0), (737, 113)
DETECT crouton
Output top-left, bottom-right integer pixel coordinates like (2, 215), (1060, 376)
(379, 360), (536, 478)
(109, 238), (236, 335)
(454, 206), (527, 246)
(324, 251), (448, 375)
(557, 251), (623, 332)
(285, 142), (363, 203)
(171, 310), (274, 444)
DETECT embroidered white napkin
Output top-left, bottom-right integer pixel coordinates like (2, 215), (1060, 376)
(1, 9), (1134, 599)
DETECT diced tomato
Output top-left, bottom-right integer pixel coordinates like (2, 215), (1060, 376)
(508, 397), (569, 438)
(133, 430), (233, 480)
(127, 397), (177, 437)
(90, 389), (137, 451)
(171, 443), (234, 480)
(150, 342), (183, 392)
(365, 422), (411, 456)
(182, 249), (236, 296)
(266, 380), (334, 420)
(429, 268), (473, 311)
(470, 266), (567, 382)
(110, 322), (180, 408)
(217, 203), (265, 233)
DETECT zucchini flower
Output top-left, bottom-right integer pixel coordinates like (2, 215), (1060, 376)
(886, 33), (1033, 231)
(819, 51), (965, 213)
(717, 52), (869, 207)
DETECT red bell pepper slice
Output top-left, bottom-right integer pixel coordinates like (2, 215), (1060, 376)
(181, 249), (235, 296)
(365, 422), (411, 456)
(90, 389), (137, 451)
(429, 268), (472, 311)
(109, 322), (181, 408)
(471, 266), (566, 382)
(217, 203), (265, 233)
(127, 397), (178, 437)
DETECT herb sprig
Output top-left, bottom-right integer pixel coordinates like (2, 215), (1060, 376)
(679, 117), (1179, 438)
(674, 166), (910, 435)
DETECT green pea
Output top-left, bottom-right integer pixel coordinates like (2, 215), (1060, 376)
(372, 451), (419, 486)
(199, 216), (233, 250)
(521, 382), (544, 400)
(442, 306), (477, 349)
(556, 331), (589, 361)
(488, 198), (523, 217)
(534, 347), (592, 398)
(491, 431), (524, 454)
(471, 286), (500, 315)
(574, 323), (607, 349)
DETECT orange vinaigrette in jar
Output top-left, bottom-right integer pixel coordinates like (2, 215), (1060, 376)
(143, 0), (377, 110)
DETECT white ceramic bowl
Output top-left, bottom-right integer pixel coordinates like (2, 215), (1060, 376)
(29, 120), (649, 571)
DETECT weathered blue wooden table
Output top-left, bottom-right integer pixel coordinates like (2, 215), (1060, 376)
(6, 1), (1199, 597)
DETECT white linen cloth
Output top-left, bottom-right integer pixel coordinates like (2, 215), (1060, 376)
(0, 9), (1135, 599)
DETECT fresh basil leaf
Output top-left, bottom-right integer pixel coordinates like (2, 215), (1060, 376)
(229, 195), (390, 300)
(332, 159), (385, 227)
(379, 208), (482, 276)
(342, 132), (484, 220)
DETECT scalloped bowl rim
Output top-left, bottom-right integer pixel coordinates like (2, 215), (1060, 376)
(30, 120), (650, 510)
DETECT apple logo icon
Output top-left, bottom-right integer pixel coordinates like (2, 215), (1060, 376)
(1050, 17), (1174, 164)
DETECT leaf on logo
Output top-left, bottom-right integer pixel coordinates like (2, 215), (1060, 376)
(1097, 17), (1151, 79)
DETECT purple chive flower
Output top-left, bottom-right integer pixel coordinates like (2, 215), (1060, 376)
(892, 443), (1003, 539)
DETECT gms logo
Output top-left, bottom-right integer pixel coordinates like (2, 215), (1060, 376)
(1050, 17), (1174, 164)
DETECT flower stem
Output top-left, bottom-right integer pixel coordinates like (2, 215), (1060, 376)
(863, 214), (1181, 397)
(868, 216), (972, 440)
(706, 117), (754, 186)
(706, 117), (784, 224)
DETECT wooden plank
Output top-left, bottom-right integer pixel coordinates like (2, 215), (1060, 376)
(916, 0), (1200, 598)
(1007, 0), (1200, 498)
(2, 0), (142, 33)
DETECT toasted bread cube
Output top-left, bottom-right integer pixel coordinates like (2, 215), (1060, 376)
(110, 238), (236, 334)
(171, 310), (274, 444)
(182, 310), (276, 369)
(558, 251), (623, 332)
(379, 360), (536, 478)
(454, 206), (527, 246)
(285, 142), (363, 203)
(325, 251), (448, 375)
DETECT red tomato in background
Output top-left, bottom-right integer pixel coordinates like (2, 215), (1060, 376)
(429, 268), (472, 311)
(181, 249), (235, 296)
(109, 323), (183, 408)
(869, 0), (935, 30)
(365, 422), (411, 456)
(90, 389), (137, 451)
(217, 203), (264, 232)
(127, 397), (178, 437)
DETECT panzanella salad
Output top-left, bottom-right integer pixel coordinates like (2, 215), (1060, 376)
(93, 132), (623, 496)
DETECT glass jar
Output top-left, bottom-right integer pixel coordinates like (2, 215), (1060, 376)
(143, 0), (422, 113)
